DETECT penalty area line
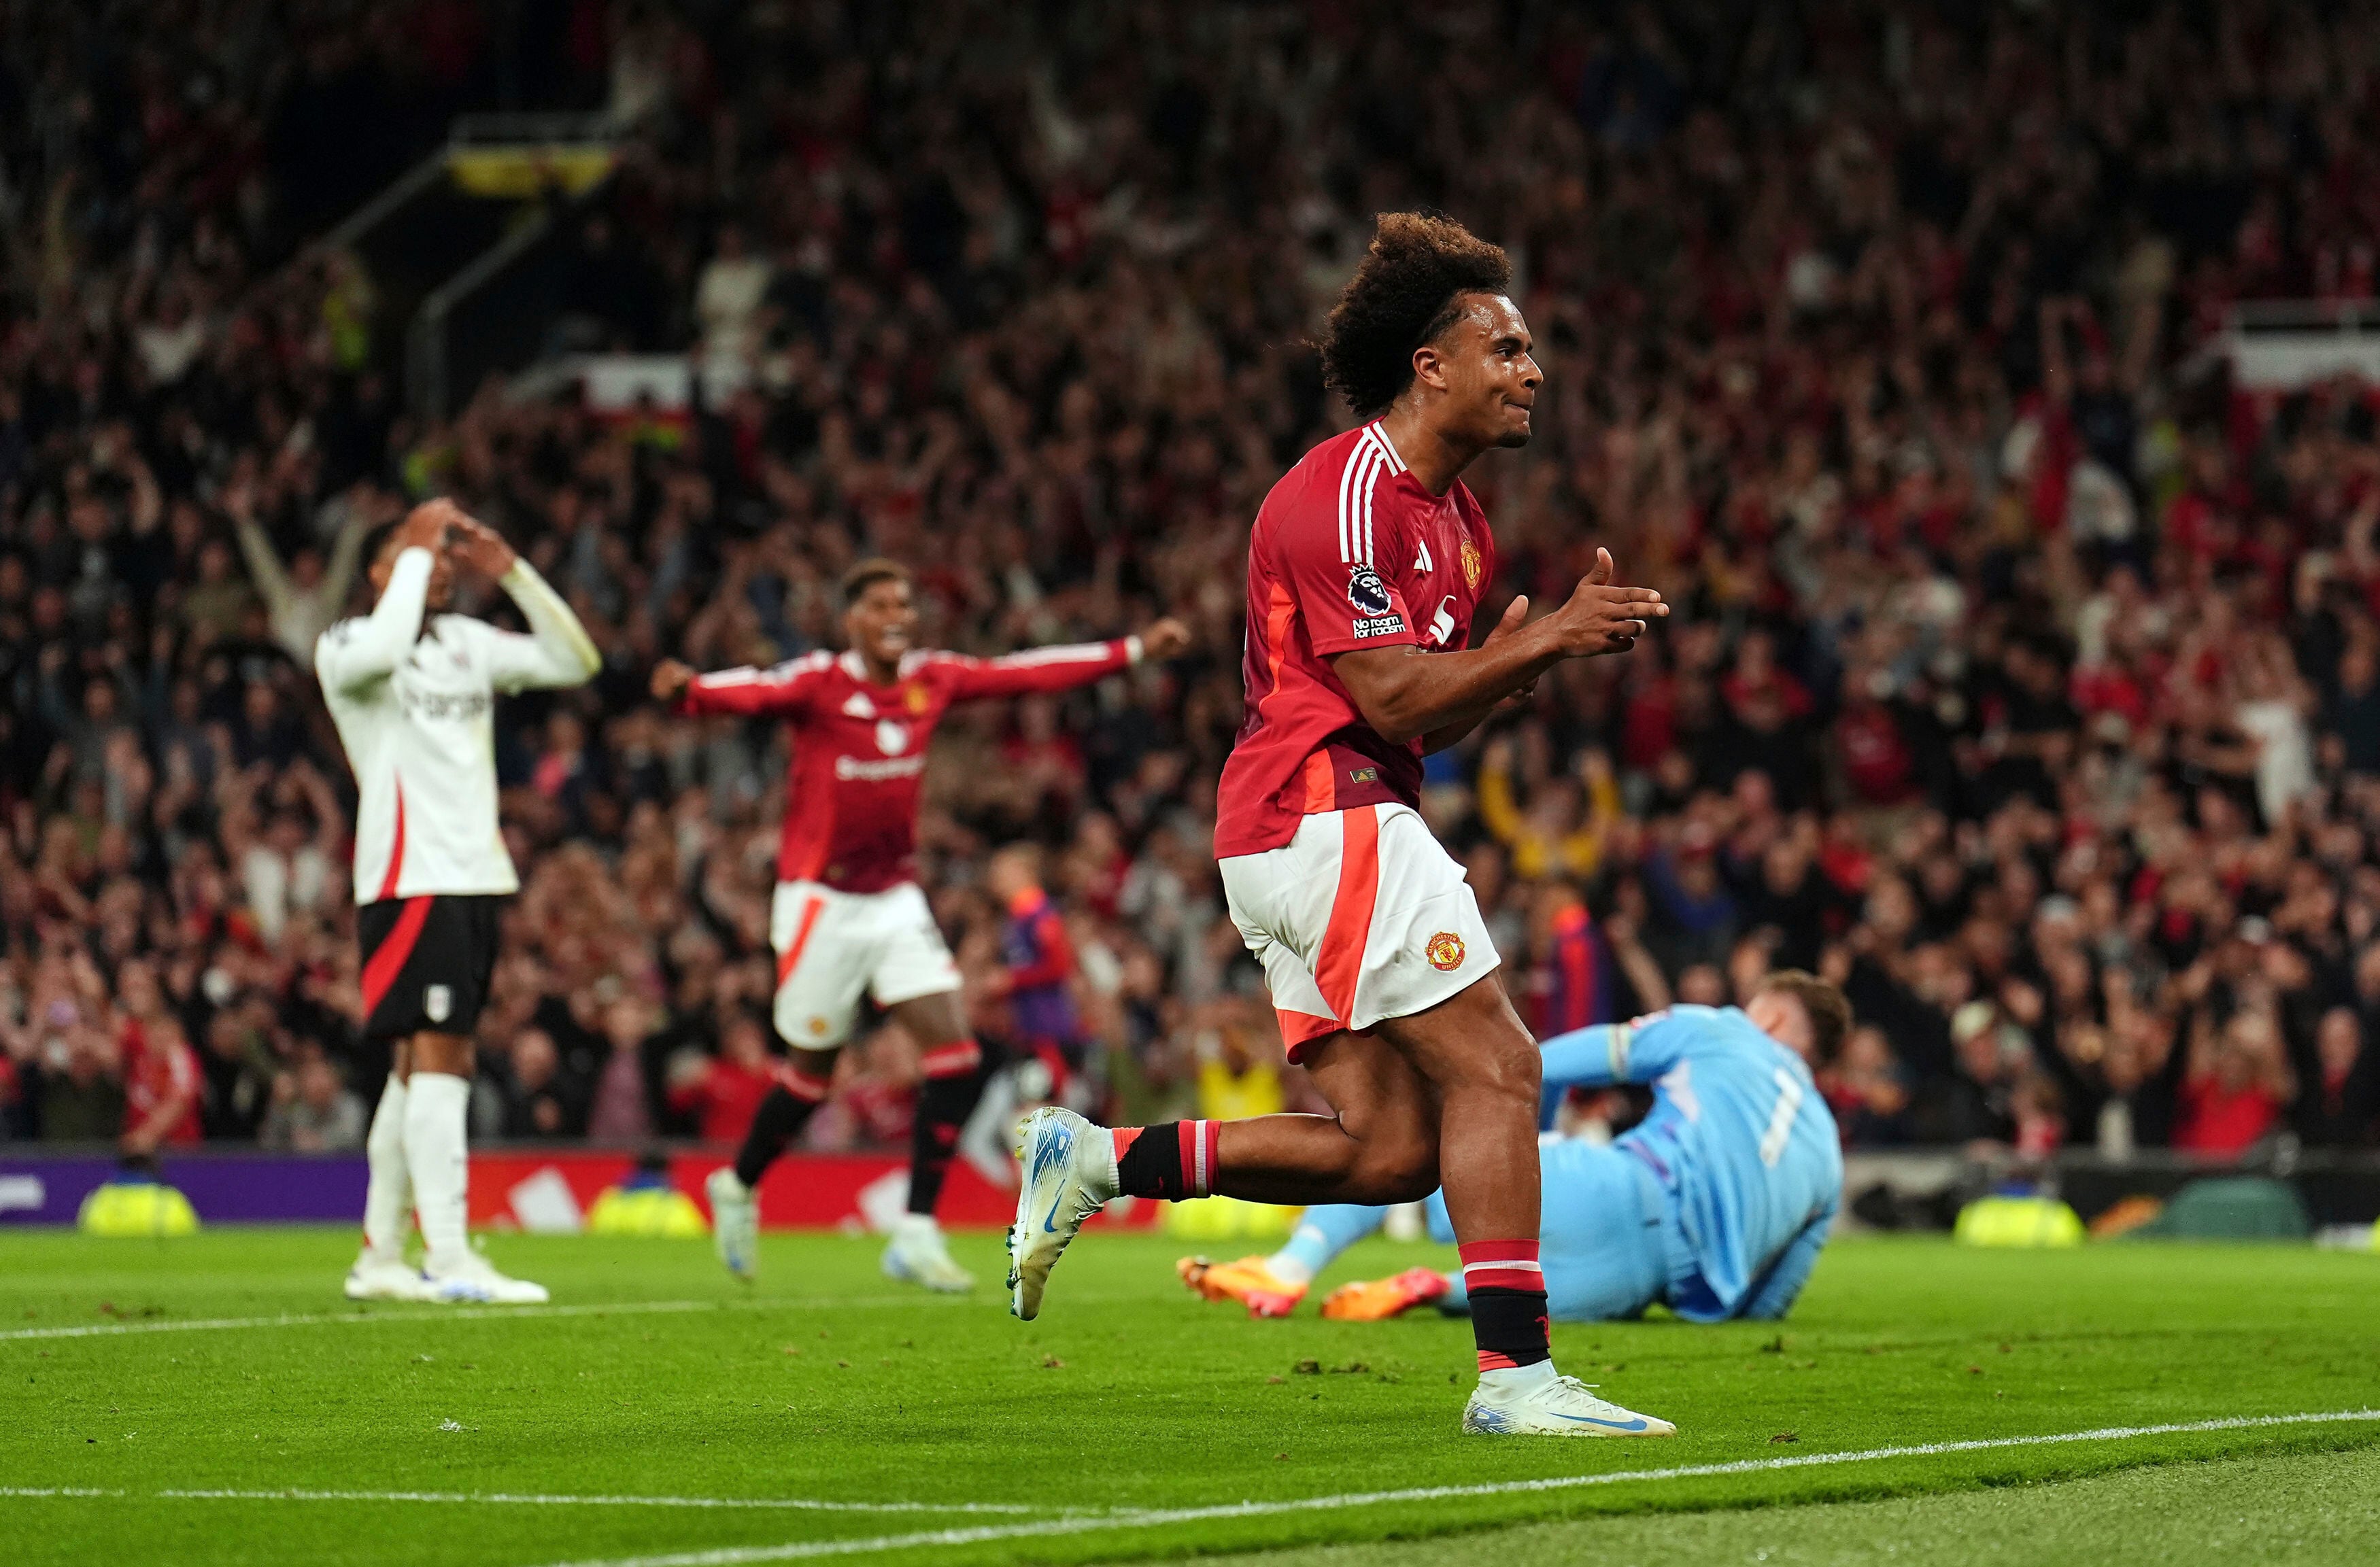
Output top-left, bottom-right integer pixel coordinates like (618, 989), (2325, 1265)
(534, 1407), (2380, 1567)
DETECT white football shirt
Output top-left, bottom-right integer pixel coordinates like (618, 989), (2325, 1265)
(316, 547), (599, 903)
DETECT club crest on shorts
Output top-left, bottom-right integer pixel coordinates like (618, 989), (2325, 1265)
(1346, 564), (1392, 616)
(424, 984), (452, 1022)
(1460, 538), (1483, 589)
(1425, 931), (1466, 971)
(807, 1016), (830, 1038)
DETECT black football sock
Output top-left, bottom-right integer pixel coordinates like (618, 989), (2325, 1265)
(1460, 1241), (1551, 1371)
(1112, 1120), (1218, 1201)
(732, 1072), (830, 1189)
(906, 1039), (994, 1217)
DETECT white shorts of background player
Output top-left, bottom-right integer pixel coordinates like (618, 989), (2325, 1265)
(768, 880), (961, 1050)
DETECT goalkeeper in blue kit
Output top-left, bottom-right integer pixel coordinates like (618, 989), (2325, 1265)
(1179, 971), (1848, 1325)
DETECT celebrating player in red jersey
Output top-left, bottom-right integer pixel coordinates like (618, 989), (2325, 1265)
(652, 559), (1189, 1291)
(1010, 213), (1676, 1437)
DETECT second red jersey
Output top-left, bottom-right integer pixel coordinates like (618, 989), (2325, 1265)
(678, 641), (1136, 892)
(1215, 421), (1497, 859)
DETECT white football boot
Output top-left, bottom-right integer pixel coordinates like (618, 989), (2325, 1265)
(881, 1213), (974, 1292)
(422, 1253), (550, 1305)
(1462, 1363), (1677, 1436)
(707, 1167), (759, 1280)
(343, 1252), (432, 1302)
(1006, 1106), (1116, 1320)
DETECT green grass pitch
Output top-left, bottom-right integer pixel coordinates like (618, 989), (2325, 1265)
(3, 1227), (2377, 1566)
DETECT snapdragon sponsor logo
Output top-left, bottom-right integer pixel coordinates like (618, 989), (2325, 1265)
(834, 753), (928, 782)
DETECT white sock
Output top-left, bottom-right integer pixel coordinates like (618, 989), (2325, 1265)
(894, 1211), (940, 1240)
(1476, 1359), (1559, 1397)
(1264, 1250), (1316, 1288)
(360, 1075), (412, 1262)
(405, 1071), (474, 1273)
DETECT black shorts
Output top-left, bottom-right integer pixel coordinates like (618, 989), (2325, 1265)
(358, 894), (502, 1041)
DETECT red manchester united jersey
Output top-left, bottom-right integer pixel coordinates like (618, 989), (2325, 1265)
(678, 641), (1136, 892)
(1214, 420), (1497, 859)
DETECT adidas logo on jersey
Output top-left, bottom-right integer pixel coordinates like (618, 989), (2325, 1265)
(1415, 538), (1434, 572)
(842, 693), (877, 719)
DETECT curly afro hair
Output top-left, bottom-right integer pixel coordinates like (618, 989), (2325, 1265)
(1319, 212), (1513, 418)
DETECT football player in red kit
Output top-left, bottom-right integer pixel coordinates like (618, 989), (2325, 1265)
(1010, 213), (1676, 1437)
(651, 560), (1188, 1290)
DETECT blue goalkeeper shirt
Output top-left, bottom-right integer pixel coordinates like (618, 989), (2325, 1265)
(1540, 1004), (1841, 1322)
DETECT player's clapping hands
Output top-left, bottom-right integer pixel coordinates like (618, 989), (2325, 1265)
(1549, 548), (1667, 657)
(1476, 595), (1539, 708)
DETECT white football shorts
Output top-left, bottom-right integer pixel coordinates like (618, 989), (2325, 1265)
(1220, 802), (1499, 1063)
(768, 880), (960, 1050)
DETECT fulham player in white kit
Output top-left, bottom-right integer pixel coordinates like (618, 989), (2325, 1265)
(321, 500), (600, 1303)
(651, 559), (1186, 1290)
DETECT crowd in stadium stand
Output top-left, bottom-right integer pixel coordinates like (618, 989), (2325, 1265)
(4, 1), (2380, 1169)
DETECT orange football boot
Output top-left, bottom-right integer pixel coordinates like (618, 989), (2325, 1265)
(1175, 1254), (1308, 1318)
(1319, 1266), (1450, 1322)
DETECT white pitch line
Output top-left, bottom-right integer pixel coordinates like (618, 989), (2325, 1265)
(0, 1486), (1051, 1515)
(534, 1408), (2380, 1567)
(0, 1294), (973, 1343)
(163, 1490), (1052, 1515)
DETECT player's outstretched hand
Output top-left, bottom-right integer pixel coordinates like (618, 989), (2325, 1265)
(1549, 549), (1666, 657)
(449, 516), (519, 580)
(1138, 617), (1192, 661)
(650, 658), (697, 702)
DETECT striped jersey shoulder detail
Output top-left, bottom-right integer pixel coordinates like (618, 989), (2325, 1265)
(1336, 421), (1407, 566)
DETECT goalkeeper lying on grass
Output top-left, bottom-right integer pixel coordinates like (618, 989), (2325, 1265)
(1180, 971), (1847, 1324)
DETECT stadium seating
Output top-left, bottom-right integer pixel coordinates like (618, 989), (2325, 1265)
(1, 0), (2377, 1188)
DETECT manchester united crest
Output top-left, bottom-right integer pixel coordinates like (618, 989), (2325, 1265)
(1425, 931), (1466, 971)
(904, 683), (930, 715)
(1459, 539), (1483, 590)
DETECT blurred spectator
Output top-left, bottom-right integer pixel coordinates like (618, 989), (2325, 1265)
(586, 999), (658, 1143)
(2293, 1006), (2380, 1148)
(117, 961), (203, 1155)
(497, 1029), (583, 1140)
(2174, 1010), (2297, 1158)
(667, 1012), (777, 1148)
(260, 1055), (366, 1152)
(228, 481), (375, 663)
(988, 845), (1085, 1080)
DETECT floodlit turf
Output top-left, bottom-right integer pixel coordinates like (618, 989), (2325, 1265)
(1178, 1443), (2380, 1567)
(1, 1227), (2376, 1567)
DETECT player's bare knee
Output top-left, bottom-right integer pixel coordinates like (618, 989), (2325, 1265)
(1484, 1029), (1542, 1103)
(1436, 1024), (1539, 1109)
(1345, 1131), (1438, 1203)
